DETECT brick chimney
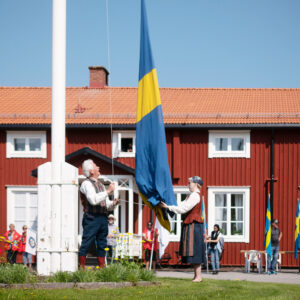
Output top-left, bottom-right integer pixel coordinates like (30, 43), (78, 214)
(88, 66), (109, 88)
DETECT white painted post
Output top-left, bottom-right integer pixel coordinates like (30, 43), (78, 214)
(113, 181), (119, 228)
(37, 0), (78, 275)
(120, 191), (126, 233)
(138, 195), (143, 235)
(128, 179), (134, 233)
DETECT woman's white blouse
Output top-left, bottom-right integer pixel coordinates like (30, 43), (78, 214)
(168, 189), (200, 214)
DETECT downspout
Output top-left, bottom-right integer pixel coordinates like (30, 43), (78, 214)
(270, 128), (275, 218)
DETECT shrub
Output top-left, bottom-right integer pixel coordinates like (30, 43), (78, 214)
(70, 269), (97, 283)
(47, 271), (73, 283)
(0, 264), (31, 284)
(95, 264), (126, 282)
(139, 268), (155, 282)
(0, 262), (156, 284)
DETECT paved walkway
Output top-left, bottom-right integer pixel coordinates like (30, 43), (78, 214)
(156, 269), (300, 285)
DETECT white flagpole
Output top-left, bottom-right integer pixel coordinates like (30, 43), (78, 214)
(202, 195), (209, 274)
(206, 240), (209, 274)
(149, 238), (154, 271)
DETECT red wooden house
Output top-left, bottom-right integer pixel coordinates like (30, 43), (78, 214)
(0, 66), (300, 267)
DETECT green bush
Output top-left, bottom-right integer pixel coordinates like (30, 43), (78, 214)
(139, 268), (155, 282)
(70, 269), (97, 283)
(46, 271), (73, 283)
(0, 263), (156, 284)
(95, 264), (126, 282)
(0, 264), (32, 284)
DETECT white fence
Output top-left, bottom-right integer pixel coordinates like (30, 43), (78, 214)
(115, 233), (143, 259)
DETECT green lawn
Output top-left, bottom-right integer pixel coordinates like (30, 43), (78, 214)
(0, 278), (300, 300)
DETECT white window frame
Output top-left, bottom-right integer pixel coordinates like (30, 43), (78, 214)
(6, 186), (38, 234)
(169, 186), (190, 242)
(208, 130), (250, 158)
(112, 131), (136, 158)
(208, 186), (250, 243)
(6, 131), (47, 158)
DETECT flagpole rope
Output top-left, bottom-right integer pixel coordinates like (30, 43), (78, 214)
(105, 0), (114, 176)
(117, 198), (147, 207)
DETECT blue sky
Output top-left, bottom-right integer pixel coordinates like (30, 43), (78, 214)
(0, 0), (300, 88)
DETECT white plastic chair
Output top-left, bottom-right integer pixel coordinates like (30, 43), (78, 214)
(276, 253), (282, 272)
(244, 250), (262, 274)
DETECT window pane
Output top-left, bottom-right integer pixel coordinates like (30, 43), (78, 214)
(231, 222), (243, 235)
(29, 193), (38, 207)
(232, 138), (244, 151)
(231, 208), (243, 221)
(15, 222), (24, 233)
(170, 214), (177, 235)
(14, 192), (26, 207)
(15, 207), (26, 220)
(215, 194), (226, 207)
(218, 223), (227, 235)
(29, 138), (41, 151)
(29, 207), (38, 221)
(14, 138), (25, 151)
(121, 138), (133, 152)
(231, 194), (243, 207)
(215, 208), (227, 221)
(215, 138), (228, 151)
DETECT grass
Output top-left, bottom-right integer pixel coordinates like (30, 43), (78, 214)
(0, 278), (300, 299)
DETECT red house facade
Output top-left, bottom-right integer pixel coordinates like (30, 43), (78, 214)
(0, 66), (300, 267)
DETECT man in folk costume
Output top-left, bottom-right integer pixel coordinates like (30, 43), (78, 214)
(4, 224), (21, 264)
(79, 159), (119, 269)
(142, 221), (159, 270)
(160, 176), (206, 282)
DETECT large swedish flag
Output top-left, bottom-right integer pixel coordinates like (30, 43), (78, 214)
(135, 0), (177, 231)
(264, 194), (271, 257)
(294, 200), (300, 259)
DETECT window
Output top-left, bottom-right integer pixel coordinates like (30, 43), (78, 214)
(112, 131), (136, 158)
(208, 187), (250, 243)
(7, 187), (38, 234)
(208, 130), (250, 158)
(169, 187), (189, 242)
(6, 131), (47, 158)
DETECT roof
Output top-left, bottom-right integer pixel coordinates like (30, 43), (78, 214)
(31, 147), (135, 177)
(0, 86), (300, 126)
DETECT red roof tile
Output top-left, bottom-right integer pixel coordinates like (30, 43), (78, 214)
(0, 87), (299, 125)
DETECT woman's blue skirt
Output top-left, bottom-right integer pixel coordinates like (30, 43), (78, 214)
(179, 222), (206, 265)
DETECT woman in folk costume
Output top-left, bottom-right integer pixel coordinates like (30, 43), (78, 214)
(160, 176), (206, 282)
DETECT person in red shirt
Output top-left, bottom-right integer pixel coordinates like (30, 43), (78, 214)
(18, 225), (32, 272)
(4, 224), (21, 264)
(142, 221), (159, 271)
